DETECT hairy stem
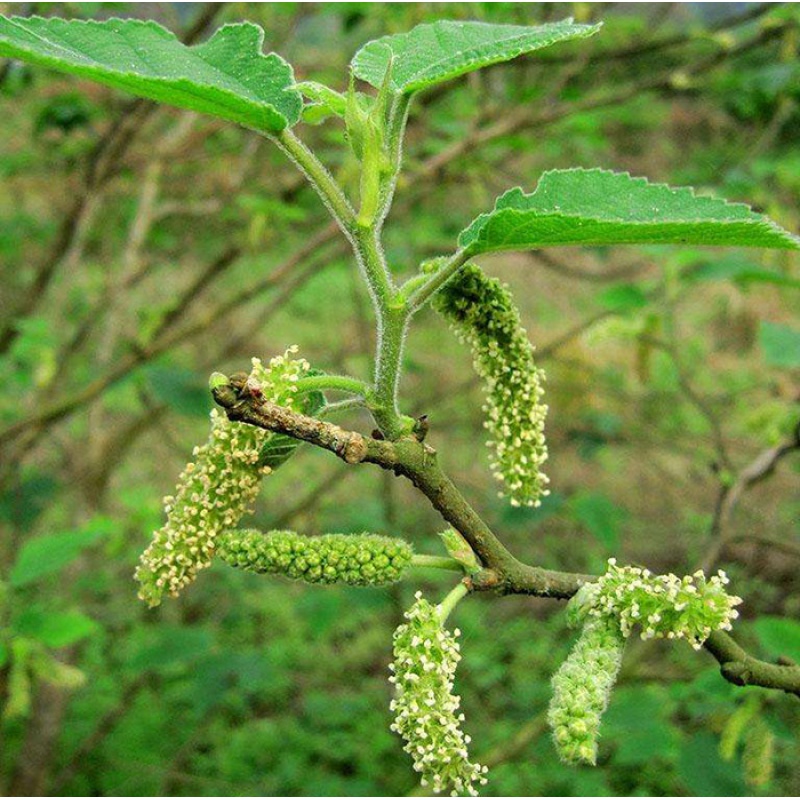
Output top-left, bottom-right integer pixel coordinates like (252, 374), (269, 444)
(296, 374), (371, 397)
(411, 554), (465, 572)
(405, 248), (471, 312)
(437, 582), (470, 623)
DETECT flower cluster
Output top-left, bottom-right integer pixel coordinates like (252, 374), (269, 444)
(135, 348), (309, 607)
(548, 614), (626, 766)
(216, 529), (413, 586)
(579, 559), (743, 649)
(433, 264), (548, 507)
(389, 592), (487, 796)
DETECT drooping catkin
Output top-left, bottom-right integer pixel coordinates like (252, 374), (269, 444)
(389, 592), (488, 796)
(216, 529), (413, 586)
(433, 263), (548, 508)
(135, 347), (309, 607)
(548, 613), (626, 766)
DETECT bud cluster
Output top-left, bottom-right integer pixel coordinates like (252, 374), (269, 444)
(389, 592), (488, 796)
(548, 614), (626, 765)
(216, 529), (413, 586)
(433, 264), (548, 507)
(135, 348), (309, 607)
(580, 559), (743, 649)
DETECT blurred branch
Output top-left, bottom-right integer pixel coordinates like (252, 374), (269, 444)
(0, 2), (223, 355)
(701, 422), (800, 572)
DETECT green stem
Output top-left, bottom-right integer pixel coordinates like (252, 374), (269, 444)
(296, 374), (370, 397)
(274, 128), (356, 234)
(317, 398), (365, 418)
(410, 554), (464, 572)
(405, 248), (471, 312)
(437, 582), (469, 624)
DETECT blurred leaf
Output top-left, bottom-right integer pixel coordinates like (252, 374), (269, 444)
(0, 18), (302, 131)
(605, 686), (678, 765)
(16, 608), (98, 648)
(759, 321), (800, 368)
(678, 731), (748, 796)
(10, 518), (111, 587)
(753, 616), (800, 663)
(352, 18), (600, 93)
(690, 254), (800, 289)
(598, 283), (649, 312)
(143, 365), (211, 417)
(128, 625), (213, 672)
(568, 491), (626, 550)
(459, 169), (800, 254)
(0, 471), (59, 528)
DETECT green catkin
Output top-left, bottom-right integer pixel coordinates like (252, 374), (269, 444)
(581, 558), (742, 649)
(389, 592), (488, 796)
(135, 347), (310, 607)
(216, 529), (413, 586)
(433, 263), (548, 508)
(548, 613), (626, 766)
(742, 718), (775, 787)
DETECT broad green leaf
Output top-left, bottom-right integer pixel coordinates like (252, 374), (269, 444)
(9, 518), (111, 587)
(754, 616), (800, 663)
(0, 17), (302, 132)
(759, 321), (800, 368)
(459, 169), (800, 254)
(15, 608), (98, 648)
(144, 365), (211, 417)
(351, 18), (600, 94)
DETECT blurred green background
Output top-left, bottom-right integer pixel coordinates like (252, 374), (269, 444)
(1, 2), (799, 796)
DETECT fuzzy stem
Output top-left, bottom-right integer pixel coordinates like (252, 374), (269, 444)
(411, 554), (465, 572)
(274, 128), (356, 234)
(405, 248), (471, 312)
(295, 374), (371, 397)
(437, 582), (469, 624)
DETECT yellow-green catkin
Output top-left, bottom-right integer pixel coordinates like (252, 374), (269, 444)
(548, 614), (626, 765)
(582, 559), (742, 649)
(216, 529), (413, 586)
(135, 347), (309, 607)
(389, 592), (488, 796)
(433, 264), (548, 508)
(742, 718), (775, 788)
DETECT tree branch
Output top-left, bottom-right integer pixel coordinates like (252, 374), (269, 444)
(210, 382), (800, 698)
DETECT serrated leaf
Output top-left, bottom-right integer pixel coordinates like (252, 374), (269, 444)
(10, 518), (111, 588)
(258, 381), (325, 469)
(759, 321), (800, 368)
(352, 18), (600, 94)
(459, 169), (800, 254)
(0, 17), (302, 132)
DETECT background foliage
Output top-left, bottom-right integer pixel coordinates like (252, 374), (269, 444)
(1, 2), (798, 796)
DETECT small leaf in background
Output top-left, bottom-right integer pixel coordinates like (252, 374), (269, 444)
(753, 616), (800, 663)
(604, 686), (679, 766)
(352, 18), (600, 94)
(759, 321), (800, 368)
(568, 491), (627, 551)
(0, 17), (302, 131)
(143, 365), (211, 417)
(458, 168), (800, 254)
(0, 470), (59, 529)
(10, 517), (112, 587)
(15, 608), (98, 648)
(678, 731), (748, 796)
(689, 253), (800, 289)
(128, 625), (214, 672)
(597, 283), (649, 312)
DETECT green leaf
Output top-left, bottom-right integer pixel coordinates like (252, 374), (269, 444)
(9, 518), (111, 588)
(754, 616), (800, 663)
(759, 321), (800, 368)
(597, 283), (649, 312)
(351, 18), (600, 94)
(15, 608), (98, 648)
(0, 17), (302, 132)
(459, 169), (800, 254)
(144, 365), (211, 417)
(569, 491), (626, 551)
